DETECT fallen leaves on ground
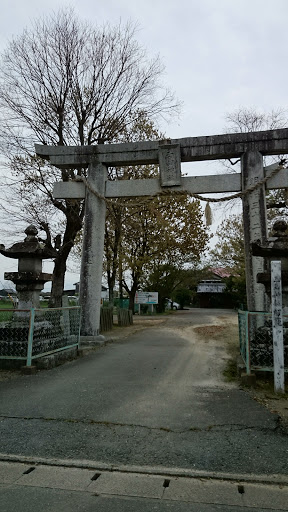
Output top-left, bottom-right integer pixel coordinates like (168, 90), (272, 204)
(193, 325), (226, 337)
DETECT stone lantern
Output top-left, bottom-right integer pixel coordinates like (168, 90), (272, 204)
(0, 225), (56, 309)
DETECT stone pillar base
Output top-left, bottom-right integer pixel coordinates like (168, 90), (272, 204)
(21, 365), (37, 375)
(241, 372), (257, 387)
(80, 335), (106, 347)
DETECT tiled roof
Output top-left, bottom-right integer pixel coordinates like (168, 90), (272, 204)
(209, 267), (233, 279)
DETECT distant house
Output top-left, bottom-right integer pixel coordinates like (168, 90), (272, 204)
(0, 288), (17, 299)
(62, 289), (78, 297)
(73, 282), (109, 301)
(197, 268), (234, 308)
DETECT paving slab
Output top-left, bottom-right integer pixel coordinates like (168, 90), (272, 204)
(1, 460), (288, 511)
(88, 471), (165, 498)
(164, 477), (288, 510)
(0, 461), (31, 483)
(1, 485), (283, 512)
(17, 464), (94, 491)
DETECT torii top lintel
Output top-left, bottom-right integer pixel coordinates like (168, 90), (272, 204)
(35, 128), (288, 169)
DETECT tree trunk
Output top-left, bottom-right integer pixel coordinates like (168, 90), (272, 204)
(49, 254), (67, 308)
(48, 209), (82, 308)
(107, 271), (115, 303)
(157, 297), (166, 313)
(106, 208), (122, 303)
(119, 257), (123, 299)
(128, 281), (139, 313)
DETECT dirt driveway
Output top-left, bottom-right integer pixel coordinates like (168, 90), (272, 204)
(105, 308), (288, 427)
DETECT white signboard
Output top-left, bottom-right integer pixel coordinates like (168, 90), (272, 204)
(135, 291), (158, 304)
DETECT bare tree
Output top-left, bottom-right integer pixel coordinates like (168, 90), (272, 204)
(219, 107), (288, 221)
(224, 107), (288, 169)
(225, 107), (288, 134)
(0, 8), (179, 306)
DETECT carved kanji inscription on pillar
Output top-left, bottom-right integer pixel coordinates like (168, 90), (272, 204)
(159, 144), (181, 186)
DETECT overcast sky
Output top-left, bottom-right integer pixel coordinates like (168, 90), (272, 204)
(0, 0), (287, 289)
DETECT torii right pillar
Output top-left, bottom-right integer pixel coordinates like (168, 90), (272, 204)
(242, 150), (267, 311)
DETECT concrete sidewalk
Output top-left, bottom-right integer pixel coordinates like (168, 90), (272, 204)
(1, 458), (288, 511)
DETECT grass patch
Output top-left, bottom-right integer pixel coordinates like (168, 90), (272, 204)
(0, 309), (14, 322)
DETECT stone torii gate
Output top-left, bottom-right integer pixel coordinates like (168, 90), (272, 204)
(35, 128), (288, 340)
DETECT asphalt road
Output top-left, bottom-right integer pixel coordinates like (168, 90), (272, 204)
(0, 308), (287, 476)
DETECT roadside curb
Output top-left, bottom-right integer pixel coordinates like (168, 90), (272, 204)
(1, 453), (288, 486)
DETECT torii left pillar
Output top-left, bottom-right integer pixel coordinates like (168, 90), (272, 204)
(80, 161), (107, 338)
